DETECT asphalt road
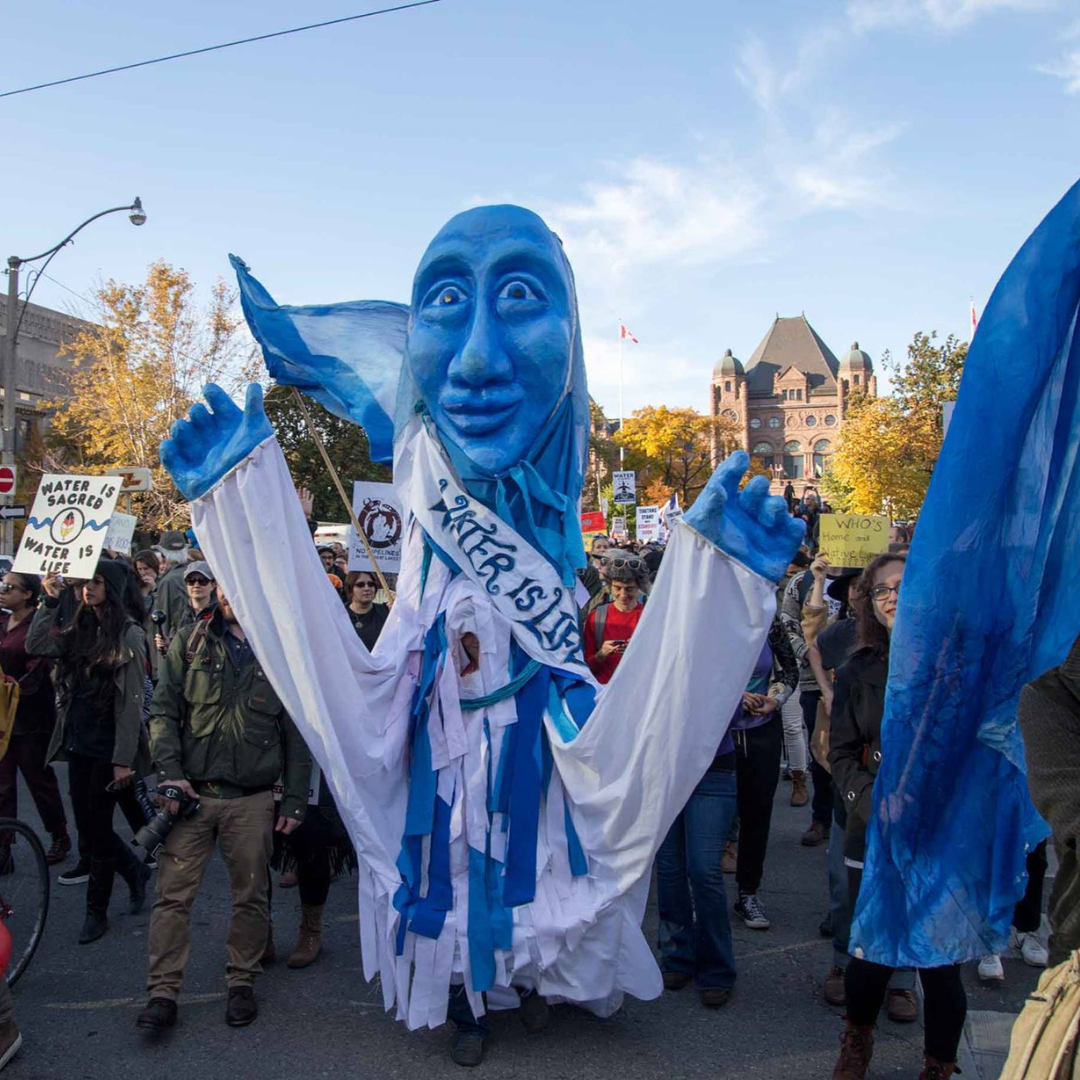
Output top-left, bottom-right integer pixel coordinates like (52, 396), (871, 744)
(8, 765), (1041, 1079)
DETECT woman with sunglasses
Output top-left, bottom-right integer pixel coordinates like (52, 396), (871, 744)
(829, 553), (966, 1080)
(0, 572), (71, 866)
(583, 555), (648, 684)
(29, 561), (152, 944)
(344, 571), (389, 651)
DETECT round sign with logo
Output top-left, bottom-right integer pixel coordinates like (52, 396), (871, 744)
(357, 498), (402, 549)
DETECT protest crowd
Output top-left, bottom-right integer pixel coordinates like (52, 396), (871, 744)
(0, 468), (1070, 1080)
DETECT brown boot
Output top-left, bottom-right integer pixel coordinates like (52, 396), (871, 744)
(790, 770), (809, 807)
(920, 1055), (958, 1080)
(286, 904), (324, 969)
(832, 1019), (874, 1080)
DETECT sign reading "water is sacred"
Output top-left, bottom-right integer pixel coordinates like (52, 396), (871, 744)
(15, 475), (121, 577)
(818, 513), (890, 569)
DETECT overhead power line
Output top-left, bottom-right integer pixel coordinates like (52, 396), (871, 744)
(1, 0), (443, 100)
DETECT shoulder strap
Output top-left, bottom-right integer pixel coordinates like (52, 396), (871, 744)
(594, 602), (608, 651)
(184, 615), (214, 666)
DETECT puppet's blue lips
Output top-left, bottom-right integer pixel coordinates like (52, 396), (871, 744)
(441, 392), (522, 435)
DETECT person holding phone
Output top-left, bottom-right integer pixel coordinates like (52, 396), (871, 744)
(27, 561), (152, 944)
(583, 554), (648, 684)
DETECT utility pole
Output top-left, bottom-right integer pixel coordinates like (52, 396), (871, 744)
(1, 260), (20, 555)
(0, 197), (147, 555)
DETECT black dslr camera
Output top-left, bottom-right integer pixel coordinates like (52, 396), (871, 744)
(134, 783), (200, 857)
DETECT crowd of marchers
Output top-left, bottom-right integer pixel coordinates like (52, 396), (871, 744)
(0, 483), (1073, 1080)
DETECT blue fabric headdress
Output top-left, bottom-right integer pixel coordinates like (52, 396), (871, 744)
(848, 181), (1080, 968)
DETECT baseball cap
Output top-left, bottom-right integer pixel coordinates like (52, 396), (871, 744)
(159, 530), (188, 552)
(183, 560), (215, 582)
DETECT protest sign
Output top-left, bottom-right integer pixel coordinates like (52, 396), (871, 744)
(613, 471), (637, 506)
(105, 511), (138, 556)
(348, 481), (404, 574)
(818, 513), (890, 568)
(14, 475), (120, 578)
(611, 515), (627, 538)
(636, 505), (660, 541)
(581, 510), (606, 534)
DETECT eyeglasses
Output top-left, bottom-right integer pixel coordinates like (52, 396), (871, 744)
(0, 583), (20, 593)
(354, 581), (376, 589)
(186, 577), (212, 587)
(870, 584), (900, 601)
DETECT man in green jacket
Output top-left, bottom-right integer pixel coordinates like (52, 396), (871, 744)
(137, 589), (310, 1032)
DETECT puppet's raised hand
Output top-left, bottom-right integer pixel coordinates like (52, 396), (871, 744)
(683, 450), (805, 582)
(160, 383), (273, 501)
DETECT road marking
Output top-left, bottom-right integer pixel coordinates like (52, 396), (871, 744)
(48, 992), (226, 1011)
(740, 937), (826, 962)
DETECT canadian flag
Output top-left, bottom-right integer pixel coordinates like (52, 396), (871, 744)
(619, 323), (639, 344)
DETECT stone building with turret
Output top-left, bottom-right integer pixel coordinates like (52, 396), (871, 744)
(710, 314), (876, 498)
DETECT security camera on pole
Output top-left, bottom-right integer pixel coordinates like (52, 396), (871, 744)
(1, 197), (147, 553)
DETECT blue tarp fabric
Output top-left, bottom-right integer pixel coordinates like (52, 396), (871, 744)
(849, 181), (1080, 968)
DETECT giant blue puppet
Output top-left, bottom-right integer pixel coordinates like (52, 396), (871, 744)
(161, 205), (805, 1029)
(847, 182), (1080, 968)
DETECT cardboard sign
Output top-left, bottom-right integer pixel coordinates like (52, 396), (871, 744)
(611, 515), (627, 538)
(818, 514), (890, 568)
(636, 505), (660, 541)
(348, 481), (404, 574)
(15, 474), (120, 578)
(613, 470), (637, 506)
(105, 511), (138, 556)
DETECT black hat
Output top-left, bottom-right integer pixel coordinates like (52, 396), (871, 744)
(94, 559), (129, 600)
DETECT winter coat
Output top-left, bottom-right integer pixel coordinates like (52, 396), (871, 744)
(828, 647), (886, 864)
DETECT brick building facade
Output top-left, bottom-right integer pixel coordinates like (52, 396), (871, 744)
(710, 315), (877, 498)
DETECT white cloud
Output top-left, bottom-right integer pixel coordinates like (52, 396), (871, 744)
(546, 157), (766, 279)
(1038, 45), (1080, 91)
(847, 0), (1054, 31)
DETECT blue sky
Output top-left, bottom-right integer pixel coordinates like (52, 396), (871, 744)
(3, 0), (1080, 417)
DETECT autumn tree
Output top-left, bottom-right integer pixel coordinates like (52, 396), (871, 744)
(741, 455), (772, 490)
(615, 405), (737, 508)
(43, 261), (257, 530)
(828, 331), (967, 519)
(263, 385), (390, 522)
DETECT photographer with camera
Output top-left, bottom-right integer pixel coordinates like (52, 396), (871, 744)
(137, 589), (310, 1032)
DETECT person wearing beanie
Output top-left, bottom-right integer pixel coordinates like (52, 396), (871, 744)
(27, 561), (152, 944)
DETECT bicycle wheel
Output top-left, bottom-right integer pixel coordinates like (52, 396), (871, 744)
(0, 818), (49, 986)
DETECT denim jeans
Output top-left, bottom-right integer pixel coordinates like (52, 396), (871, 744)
(656, 768), (738, 989)
(829, 823), (915, 990)
(448, 982), (490, 1036)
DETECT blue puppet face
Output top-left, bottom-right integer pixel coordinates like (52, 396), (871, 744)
(407, 205), (575, 475)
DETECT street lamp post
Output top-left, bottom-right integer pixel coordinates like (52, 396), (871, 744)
(0, 198), (146, 553)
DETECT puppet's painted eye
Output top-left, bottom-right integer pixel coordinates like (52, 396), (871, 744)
(499, 280), (537, 301)
(437, 286), (465, 305)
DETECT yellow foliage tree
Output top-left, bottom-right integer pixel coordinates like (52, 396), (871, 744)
(827, 393), (942, 518)
(615, 405), (739, 508)
(44, 261), (257, 530)
(828, 331), (966, 519)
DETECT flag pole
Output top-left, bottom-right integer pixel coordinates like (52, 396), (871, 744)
(618, 320), (625, 466)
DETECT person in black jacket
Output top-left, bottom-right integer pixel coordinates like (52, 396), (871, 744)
(828, 553), (967, 1080)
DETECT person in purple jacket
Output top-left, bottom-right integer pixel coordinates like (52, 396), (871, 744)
(655, 616), (797, 1007)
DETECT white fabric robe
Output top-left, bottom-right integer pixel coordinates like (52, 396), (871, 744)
(192, 434), (775, 1029)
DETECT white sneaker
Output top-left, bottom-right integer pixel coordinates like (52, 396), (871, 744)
(1010, 930), (1049, 968)
(978, 954), (1005, 982)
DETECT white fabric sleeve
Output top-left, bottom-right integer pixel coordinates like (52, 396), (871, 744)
(548, 520), (775, 903)
(191, 437), (416, 885)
